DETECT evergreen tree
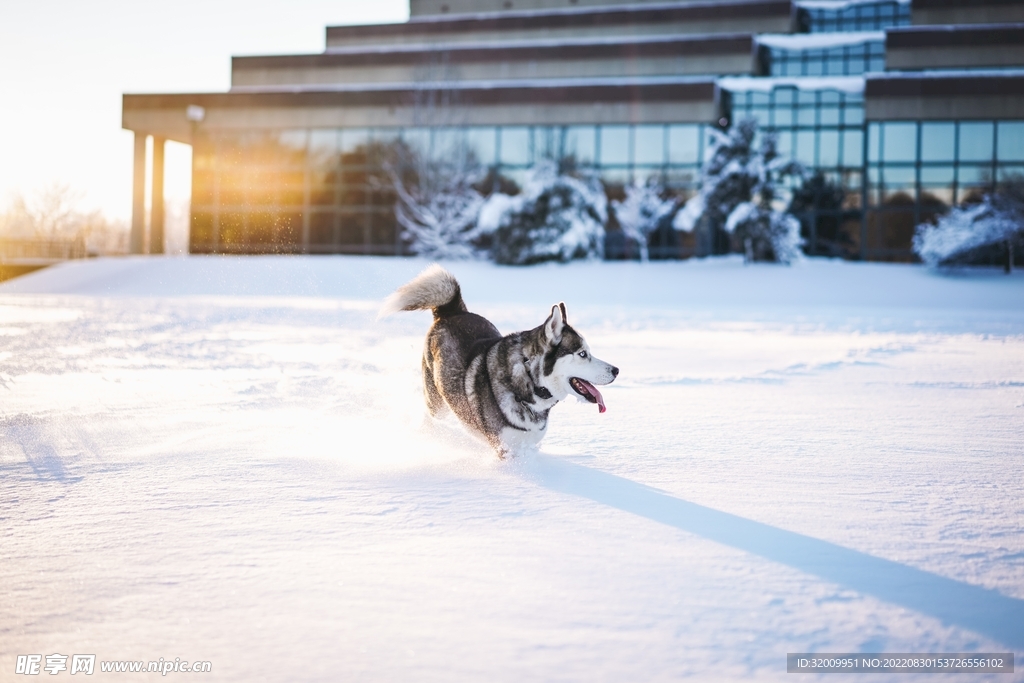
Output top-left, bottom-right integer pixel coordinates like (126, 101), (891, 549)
(788, 171), (852, 257)
(477, 161), (608, 265)
(673, 118), (804, 263)
(913, 176), (1024, 273)
(611, 178), (677, 262)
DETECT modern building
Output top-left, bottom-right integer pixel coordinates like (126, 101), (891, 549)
(123, 0), (1024, 261)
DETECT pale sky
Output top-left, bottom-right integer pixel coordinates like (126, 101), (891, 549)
(0, 0), (409, 222)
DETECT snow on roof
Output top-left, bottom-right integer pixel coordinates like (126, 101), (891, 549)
(795, 0), (909, 9)
(717, 75), (865, 94)
(756, 31), (884, 50)
(868, 68), (1024, 79)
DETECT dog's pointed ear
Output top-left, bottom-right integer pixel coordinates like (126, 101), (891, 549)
(558, 302), (567, 325)
(544, 303), (565, 344)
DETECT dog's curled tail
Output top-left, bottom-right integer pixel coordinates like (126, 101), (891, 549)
(378, 264), (467, 320)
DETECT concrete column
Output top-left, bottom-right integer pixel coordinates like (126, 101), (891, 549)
(130, 132), (147, 254)
(150, 137), (166, 254)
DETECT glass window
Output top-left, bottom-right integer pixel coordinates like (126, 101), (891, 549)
(372, 128), (401, 146)
(309, 130), (339, 157)
(398, 128), (429, 159)
(219, 170), (246, 206)
(191, 212), (214, 247)
(309, 211), (336, 246)
(774, 87), (796, 107)
(634, 125), (665, 165)
(502, 168), (528, 189)
(882, 122), (917, 163)
(664, 168), (698, 190)
(956, 166), (994, 204)
(843, 105), (864, 126)
(600, 125), (631, 166)
(957, 165), (993, 186)
(921, 185), (954, 208)
(279, 170), (305, 206)
(230, 132), (268, 166)
(341, 128), (371, 155)
(999, 165), (1024, 181)
(754, 109), (773, 128)
(773, 107), (793, 127)
(532, 127), (561, 161)
(336, 213), (365, 245)
(868, 123), (881, 162)
(774, 130), (794, 158)
(956, 184), (987, 204)
(278, 130), (308, 165)
(599, 167), (631, 187)
(795, 130), (817, 165)
(634, 167), (663, 186)
(819, 106), (840, 126)
(843, 130), (863, 167)
(466, 127), (497, 166)
(843, 169), (863, 191)
(819, 130), (840, 167)
(433, 127), (466, 162)
(996, 121), (1024, 162)
(564, 126), (596, 165)
(499, 127), (530, 166)
(867, 167), (881, 206)
(218, 212), (245, 247)
(958, 122), (994, 163)
(668, 125), (700, 165)
(920, 166), (954, 184)
(310, 171), (336, 206)
(882, 166), (914, 185)
(251, 169), (282, 206)
(798, 106), (817, 126)
(192, 170), (214, 206)
(920, 123), (955, 162)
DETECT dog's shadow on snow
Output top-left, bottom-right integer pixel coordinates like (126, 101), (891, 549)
(522, 453), (1024, 650)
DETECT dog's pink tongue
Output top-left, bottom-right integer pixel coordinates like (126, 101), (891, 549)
(579, 379), (606, 414)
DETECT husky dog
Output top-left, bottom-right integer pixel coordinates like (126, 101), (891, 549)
(381, 265), (618, 458)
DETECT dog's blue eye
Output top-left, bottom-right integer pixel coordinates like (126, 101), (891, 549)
(578, 350), (587, 359)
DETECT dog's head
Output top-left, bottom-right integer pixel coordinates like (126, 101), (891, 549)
(532, 302), (618, 413)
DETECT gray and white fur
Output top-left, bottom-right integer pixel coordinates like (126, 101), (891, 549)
(381, 264), (619, 458)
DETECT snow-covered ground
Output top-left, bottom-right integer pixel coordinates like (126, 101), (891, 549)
(1, 255), (1022, 682)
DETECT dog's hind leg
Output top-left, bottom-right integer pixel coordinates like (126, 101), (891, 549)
(422, 357), (449, 419)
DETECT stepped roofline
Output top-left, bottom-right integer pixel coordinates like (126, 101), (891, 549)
(325, 0), (793, 46)
(123, 76), (720, 143)
(234, 33), (755, 71)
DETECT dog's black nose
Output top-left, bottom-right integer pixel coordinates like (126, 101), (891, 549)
(611, 366), (619, 377)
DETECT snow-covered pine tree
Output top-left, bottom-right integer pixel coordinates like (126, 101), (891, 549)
(387, 146), (486, 260)
(913, 176), (1023, 273)
(611, 177), (677, 261)
(477, 161), (608, 265)
(788, 171), (851, 257)
(673, 117), (804, 263)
